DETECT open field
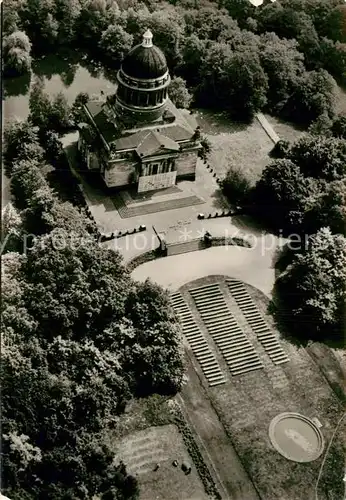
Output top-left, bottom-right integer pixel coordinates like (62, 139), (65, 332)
(264, 114), (304, 143)
(103, 396), (220, 500)
(178, 275), (344, 500)
(195, 109), (273, 185)
(113, 424), (208, 500)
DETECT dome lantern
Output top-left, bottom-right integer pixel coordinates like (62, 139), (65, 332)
(142, 29), (153, 48)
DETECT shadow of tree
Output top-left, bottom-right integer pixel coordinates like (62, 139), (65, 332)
(4, 72), (31, 97)
(210, 188), (230, 210)
(192, 107), (249, 135)
(32, 53), (80, 81)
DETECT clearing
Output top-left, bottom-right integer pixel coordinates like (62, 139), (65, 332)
(113, 424), (208, 500)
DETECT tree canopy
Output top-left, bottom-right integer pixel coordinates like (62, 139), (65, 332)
(253, 133), (346, 236)
(274, 228), (346, 341)
(2, 120), (185, 499)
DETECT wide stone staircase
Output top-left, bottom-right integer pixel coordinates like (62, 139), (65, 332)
(112, 193), (204, 218)
(167, 239), (205, 256)
(189, 283), (263, 376)
(170, 292), (226, 387)
(226, 279), (289, 365)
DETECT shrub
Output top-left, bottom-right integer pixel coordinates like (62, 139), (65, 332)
(198, 136), (212, 161)
(221, 166), (252, 205)
(270, 139), (291, 159)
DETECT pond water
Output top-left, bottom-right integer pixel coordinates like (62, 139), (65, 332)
(4, 53), (118, 123)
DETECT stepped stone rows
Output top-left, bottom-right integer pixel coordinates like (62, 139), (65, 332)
(112, 193), (203, 218)
(189, 283), (263, 377)
(226, 279), (289, 365)
(170, 292), (226, 387)
(167, 239), (205, 256)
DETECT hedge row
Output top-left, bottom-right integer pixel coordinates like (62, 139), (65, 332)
(173, 407), (222, 500)
(126, 248), (162, 273)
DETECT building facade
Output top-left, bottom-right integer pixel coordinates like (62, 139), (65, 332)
(77, 29), (201, 193)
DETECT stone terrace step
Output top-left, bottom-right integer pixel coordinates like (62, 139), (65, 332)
(170, 292), (225, 387)
(226, 279), (289, 366)
(112, 193), (204, 219)
(189, 284), (263, 377)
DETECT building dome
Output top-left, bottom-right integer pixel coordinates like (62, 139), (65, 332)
(121, 29), (168, 80)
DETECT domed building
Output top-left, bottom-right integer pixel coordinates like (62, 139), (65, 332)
(77, 29), (201, 193)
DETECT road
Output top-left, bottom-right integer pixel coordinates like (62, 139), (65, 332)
(132, 239), (279, 297)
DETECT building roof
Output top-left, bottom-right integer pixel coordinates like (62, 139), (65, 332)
(136, 130), (180, 158)
(83, 98), (196, 153)
(85, 101), (118, 144)
(121, 31), (168, 80)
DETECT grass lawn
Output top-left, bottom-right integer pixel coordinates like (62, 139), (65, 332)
(202, 119), (273, 185)
(195, 109), (275, 186)
(112, 424), (208, 500)
(179, 276), (344, 500)
(103, 397), (209, 500)
(317, 414), (346, 500)
(263, 114), (305, 143)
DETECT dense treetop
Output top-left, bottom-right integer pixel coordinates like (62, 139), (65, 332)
(252, 133), (346, 236)
(2, 119), (185, 499)
(274, 228), (346, 341)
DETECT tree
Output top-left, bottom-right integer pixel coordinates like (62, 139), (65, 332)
(4, 30), (31, 52)
(258, 33), (305, 114)
(49, 92), (71, 132)
(99, 24), (133, 63)
(11, 159), (48, 210)
(198, 136), (212, 161)
(224, 49), (268, 120)
(122, 279), (184, 395)
(221, 166), (252, 205)
(307, 112), (333, 137)
(76, 0), (114, 47)
(3, 0), (25, 36)
(43, 131), (66, 169)
(318, 38), (346, 86)
(3, 31), (32, 76)
(145, 10), (184, 70)
(286, 69), (338, 125)
(275, 228), (346, 340)
(168, 77), (192, 108)
(288, 134), (346, 181)
(21, 0), (59, 51)
(198, 41), (268, 120)
(1, 336), (139, 499)
(179, 34), (207, 84)
(253, 158), (320, 233)
(70, 92), (90, 125)
(219, 0), (256, 27)
(305, 179), (346, 236)
(270, 139), (291, 159)
(54, 0), (82, 45)
(184, 7), (239, 42)
(331, 114), (346, 138)
(4, 120), (43, 176)
(22, 230), (131, 341)
(1, 204), (23, 253)
(29, 78), (52, 130)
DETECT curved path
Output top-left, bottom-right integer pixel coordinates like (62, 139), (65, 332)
(132, 241), (278, 297)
